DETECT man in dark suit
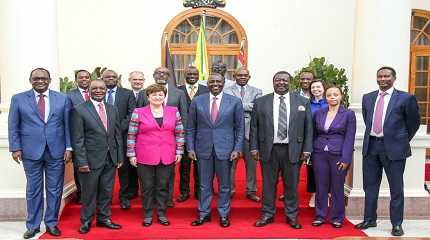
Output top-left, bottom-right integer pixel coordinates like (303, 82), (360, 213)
(71, 79), (123, 234)
(224, 67), (263, 202)
(250, 71), (313, 229)
(176, 66), (208, 202)
(8, 68), (72, 239)
(136, 66), (188, 207)
(102, 69), (136, 209)
(355, 66), (420, 237)
(187, 73), (245, 228)
(128, 70), (145, 99)
(67, 69), (91, 204)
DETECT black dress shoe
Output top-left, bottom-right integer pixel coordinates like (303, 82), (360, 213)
(391, 225), (404, 236)
(246, 194), (261, 202)
(194, 193), (199, 200)
(46, 226), (61, 236)
(255, 216), (274, 227)
(158, 216), (170, 226)
(79, 222), (91, 234)
(278, 195), (285, 201)
(220, 217), (230, 227)
(191, 215), (211, 226)
(23, 229), (40, 239)
(120, 200), (131, 209)
(167, 200), (175, 208)
(96, 219), (122, 230)
(176, 194), (190, 203)
(354, 220), (377, 229)
(311, 220), (325, 227)
(142, 218), (152, 227)
(331, 222), (343, 228)
(286, 218), (302, 229)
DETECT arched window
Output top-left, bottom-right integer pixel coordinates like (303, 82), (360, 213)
(410, 10), (430, 125)
(162, 8), (247, 85)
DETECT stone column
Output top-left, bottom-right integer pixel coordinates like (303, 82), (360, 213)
(348, 0), (430, 218)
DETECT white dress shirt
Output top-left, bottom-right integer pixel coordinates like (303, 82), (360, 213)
(185, 83), (198, 97)
(370, 87), (394, 137)
(273, 92), (290, 144)
(34, 89), (50, 123)
(105, 86), (118, 104)
(91, 98), (107, 117)
(209, 92), (223, 113)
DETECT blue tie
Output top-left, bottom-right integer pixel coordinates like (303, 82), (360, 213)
(107, 89), (114, 105)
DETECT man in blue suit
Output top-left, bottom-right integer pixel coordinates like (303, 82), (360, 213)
(187, 73), (245, 228)
(355, 66), (420, 236)
(8, 68), (72, 239)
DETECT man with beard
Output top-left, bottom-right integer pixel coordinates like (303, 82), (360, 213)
(71, 79), (123, 234)
(250, 71), (313, 229)
(136, 66), (188, 207)
(102, 69), (136, 209)
(188, 73), (244, 228)
(67, 69), (91, 204)
(224, 67), (262, 202)
(176, 66), (209, 202)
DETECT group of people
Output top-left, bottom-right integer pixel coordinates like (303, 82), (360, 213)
(8, 61), (420, 238)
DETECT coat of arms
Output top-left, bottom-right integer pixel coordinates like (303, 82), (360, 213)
(183, 0), (226, 8)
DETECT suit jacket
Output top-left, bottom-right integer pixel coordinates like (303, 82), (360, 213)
(136, 84), (188, 126)
(67, 88), (85, 107)
(250, 92), (313, 163)
(178, 84), (209, 106)
(362, 89), (420, 160)
(70, 101), (123, 169)
(186, 93), (245, 160)
(224, 84), (263, 139)
(313, 106), (357, 164)
(112, 87), (136, 133)
(8, 89), (72, 160)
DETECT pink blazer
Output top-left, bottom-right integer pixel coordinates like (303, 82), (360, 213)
(134, 106), (179, 165)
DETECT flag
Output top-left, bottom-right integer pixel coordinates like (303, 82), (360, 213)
(164, 36), (177, 86)
(236, 39), (246, 69)
(195, 15), (209, 81)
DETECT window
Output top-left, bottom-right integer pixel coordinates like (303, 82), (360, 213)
(162, 8), (247, 85)
(410, 10), (430, 125)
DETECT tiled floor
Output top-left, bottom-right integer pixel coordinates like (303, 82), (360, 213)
(0, 219), (429, 239)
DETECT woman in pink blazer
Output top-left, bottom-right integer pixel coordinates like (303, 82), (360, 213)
(127, 84), (184, 227)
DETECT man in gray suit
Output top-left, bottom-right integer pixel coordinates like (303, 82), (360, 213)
(224, 67), (262, 202)
(136, 66), (188, 207)
(67, 69), (91, 204)
(71, 79), (123, 234)
(250, 71), (313, 229)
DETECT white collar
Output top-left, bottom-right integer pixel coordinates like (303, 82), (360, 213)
(210, 92), (223, 99)
(379, 87), (394, 95)
(34, 89), (49, 97)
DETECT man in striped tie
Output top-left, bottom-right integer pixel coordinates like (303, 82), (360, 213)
(70, 79), (124, 234)
(356, 66), (420, 236)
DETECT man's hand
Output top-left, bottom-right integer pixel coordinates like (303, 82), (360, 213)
(188, 151), (197, 161)
(78, 165), (90, 173)
(12, 151), (22, 164)
(250, 150), (259, 161)
(129, 157), (137, 167)
(175, 155), (182, 164)
(300, 152), (311, 162)
(117, 161), (123, 168)
(337, 162), (349, 171)
(64, 150), (72, 164)
(230, 151), (240, 161)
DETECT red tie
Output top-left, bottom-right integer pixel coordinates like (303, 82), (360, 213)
(83, 89), (90, 101)
(98, 102), (108, 130)
(38, 94), (45, 121)
(211, 97), (218, 123)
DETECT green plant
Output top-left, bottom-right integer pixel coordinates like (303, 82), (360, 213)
(292, 57), (350, 107)
(59, 76), (75, 93)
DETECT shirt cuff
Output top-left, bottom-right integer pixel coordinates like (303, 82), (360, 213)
(66, 147), (73, 151)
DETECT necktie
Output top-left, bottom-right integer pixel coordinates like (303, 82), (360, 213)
(98, 102), (108, 130)
(373, 91), (388, 134)
(38, 94), (45, 121)
(240, 86), (245, 100)
(83, 89), (90, 101)
(107, 89), (114, 105)
(211, 96), (218, 123)
(189, 85), (196, 99)
(277, 95), (288, 140)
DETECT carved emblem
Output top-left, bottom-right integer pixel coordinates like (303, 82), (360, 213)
(183, 0), (226, 8)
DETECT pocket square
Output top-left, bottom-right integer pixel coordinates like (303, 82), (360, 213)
(298, 105), (306, 111)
